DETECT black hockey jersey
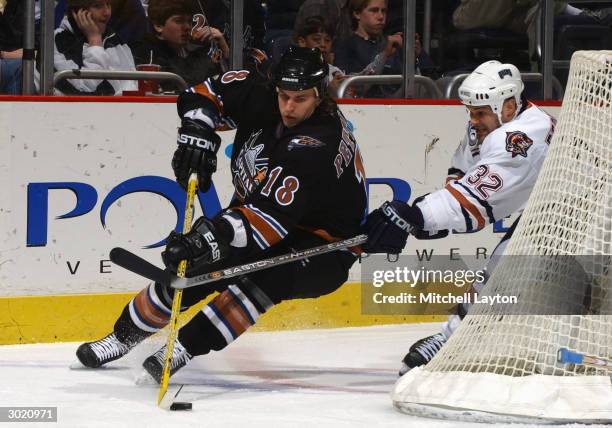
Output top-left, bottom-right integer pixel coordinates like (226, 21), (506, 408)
(177, 70), (367, 253)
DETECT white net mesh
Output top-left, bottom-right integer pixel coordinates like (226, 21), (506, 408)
(393, 51), (612, 423)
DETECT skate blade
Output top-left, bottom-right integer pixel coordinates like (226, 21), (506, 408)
(69, 360), (129, 371)
(69, 360), (87, 370)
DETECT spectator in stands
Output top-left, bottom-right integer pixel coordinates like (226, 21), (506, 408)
(295, 0), (353, 43)
(452, 0), (606, 67)
(382, 0), (402, 34)
(55, 0), (147, 42)
(334, 0), (435, 97)
(130, 0), (224, 93)
(264, 0), (303, 54)
(202, 0), (266, 51)
(294, 15), (349, 97)
(0, 0), (23, 94)
(49, 0), (137, 95)
(452, 0), (609, 32)
(108, 0), (148, 44)
(0, 0), (62, 95)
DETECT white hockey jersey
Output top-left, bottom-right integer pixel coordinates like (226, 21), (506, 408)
(417, 104), (555, 233)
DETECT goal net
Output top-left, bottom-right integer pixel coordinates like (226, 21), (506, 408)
(392, 51), (612, 424)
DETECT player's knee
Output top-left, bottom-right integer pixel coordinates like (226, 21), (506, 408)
(180, 279), (274, 356)
(287, 253), (355, 300)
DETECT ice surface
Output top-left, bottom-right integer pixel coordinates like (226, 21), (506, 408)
(0, 323), (602, 428)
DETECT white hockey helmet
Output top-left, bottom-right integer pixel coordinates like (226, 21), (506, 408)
(458, 60), (524, 124)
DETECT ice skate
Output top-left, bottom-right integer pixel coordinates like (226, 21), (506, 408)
(398, 333), (447, 376)
(141, 339), (192, 384)
(76, 332), (133, 368)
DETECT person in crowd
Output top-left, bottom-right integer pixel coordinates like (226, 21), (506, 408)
(334, 0), (435, 97)
(201, 0), (267, 51)
(0, 0), (23, 94)
(264, 0), (303, 52)
(294, 15), (349, 97)
(452, 0), (608, 33)
(49, 0), (137, 95)
(55, 0), (147, 42)
(452, 0), (609, 67)
(130, 0), (225, 93)
(1, 0), (65, 95)
(295, 0), (353, 43)
(108, 0), (148, 44)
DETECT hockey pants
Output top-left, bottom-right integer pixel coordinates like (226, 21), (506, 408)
(441, 216), (520, 339)
(116, 231), (357, 356)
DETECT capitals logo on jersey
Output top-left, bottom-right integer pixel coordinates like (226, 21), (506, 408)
(505, 131), (533, 158)
(287, 135), (326, 151)
(233, 129), (268, 200)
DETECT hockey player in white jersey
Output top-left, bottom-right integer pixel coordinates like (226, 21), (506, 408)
(364, 60), (556, 375)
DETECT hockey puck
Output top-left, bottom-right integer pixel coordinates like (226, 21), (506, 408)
(170, 402), (192, 411)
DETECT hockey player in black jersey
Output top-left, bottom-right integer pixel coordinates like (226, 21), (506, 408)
(76, 46), (367, 381)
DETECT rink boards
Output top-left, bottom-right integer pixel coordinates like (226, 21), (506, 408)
(0, 97), (560, 344)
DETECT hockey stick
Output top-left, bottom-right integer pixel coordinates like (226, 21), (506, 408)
(110, 235), (367, 289)
(158, 172), (198, 408)
(171, 234), (367, 289)
(557, 348), (612, 370)
(109, 247), (172, 286)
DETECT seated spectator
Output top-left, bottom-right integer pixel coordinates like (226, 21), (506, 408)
(451, 0), (600, 33)
(108, 0), (148, 44)
(452, 0), (605, 67)
(295, 0), (353, 43)
(2, 0), (72, 95)
(201, 0), (266, 51)
(56, 0), (147, 43)
(294, 15), (349, 97)
(0, 49), (21, 94)
(334, 0), (435, 97)
(130, 0), (225, 93)
(49, 0), (137, 95)
(264, 0), (303, 53)
(0, 0), (23, 94)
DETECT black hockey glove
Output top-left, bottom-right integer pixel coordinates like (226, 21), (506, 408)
(413, 229), (449, 240)
(363, 201), (424, 254)
(172, 118), (221, 192)
(162, 216), (232, 273)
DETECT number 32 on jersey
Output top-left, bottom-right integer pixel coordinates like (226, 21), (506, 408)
(466, 165), (503, 199)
